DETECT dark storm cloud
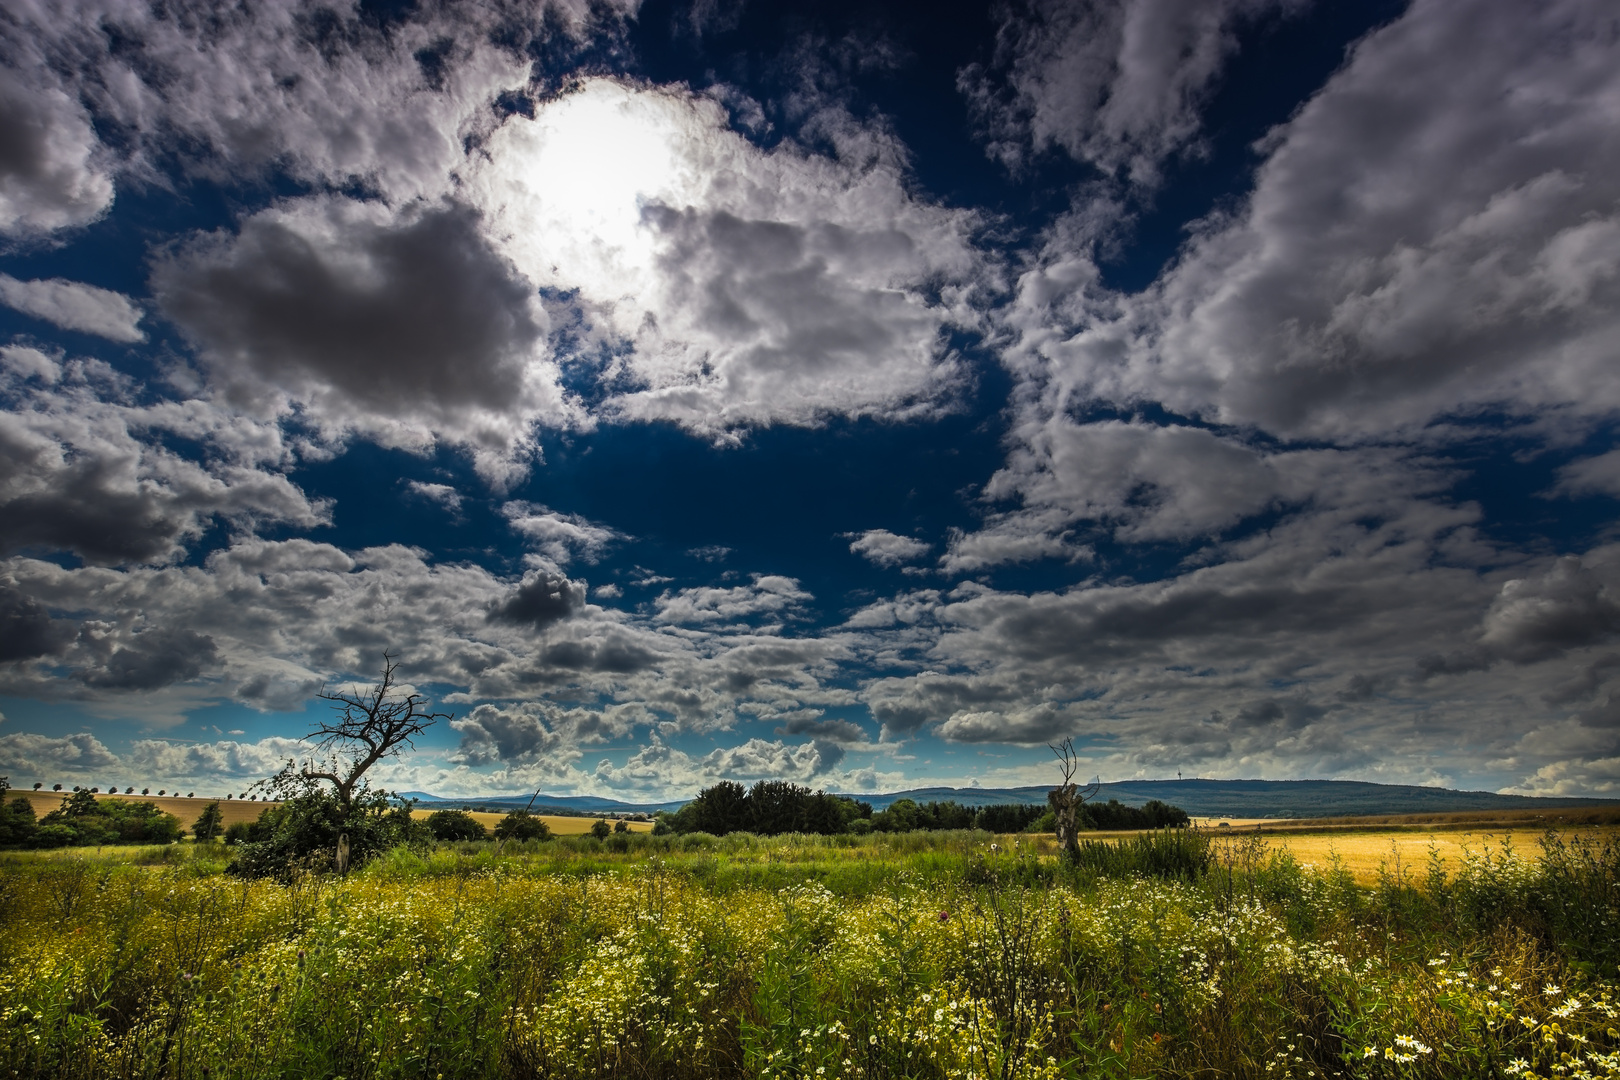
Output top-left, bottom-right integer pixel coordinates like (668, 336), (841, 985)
(154, 200), (551, 425)
(488, 570), (587, 630)
(81, 628), (219, 690)
(777, 715), (868, 744)
(450, 703), (562, 766)
(0, 583), (72, 662)
(539, 636), (658, 674)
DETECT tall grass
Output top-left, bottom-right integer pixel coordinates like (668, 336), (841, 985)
(0, 828), (1615, 1078)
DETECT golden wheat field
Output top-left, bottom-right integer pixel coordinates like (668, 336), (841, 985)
(407, 808), (655, 834)
(15, 790), (272, 829)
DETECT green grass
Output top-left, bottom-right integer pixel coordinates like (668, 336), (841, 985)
(0, 828), (1615, 1079)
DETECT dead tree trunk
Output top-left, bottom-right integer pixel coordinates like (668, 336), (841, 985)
(1048, 738), (1099, 862)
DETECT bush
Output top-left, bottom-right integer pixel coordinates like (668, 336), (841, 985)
(591, 819), (612, 840)
(493, 810), (552, 842)
(22, 790), (182, 848)
(426, 809), (489, 842)
(228, 789), (426, 878)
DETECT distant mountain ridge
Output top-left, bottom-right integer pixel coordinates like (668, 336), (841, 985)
(397, 779), (1620, 819)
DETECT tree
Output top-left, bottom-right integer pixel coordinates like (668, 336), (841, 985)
(612, 818), (629, 834)
(590, 818), (612, 840)
(426, 809), (487, 842)
(232, 656), (447, 878)
(264, 654), (451, 812)
(493, 810), (551, 842)
(1048, 738), (1099, 862)
(192, 801), (224, 842)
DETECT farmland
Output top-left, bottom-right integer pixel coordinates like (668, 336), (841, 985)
(0, 815), (1617, 1080)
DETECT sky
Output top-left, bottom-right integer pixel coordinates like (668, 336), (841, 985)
(1, 0), (1619, 803)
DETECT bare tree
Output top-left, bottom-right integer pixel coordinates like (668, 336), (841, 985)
(1048, 737), (1100, 862)
(264, 654), (451, 811)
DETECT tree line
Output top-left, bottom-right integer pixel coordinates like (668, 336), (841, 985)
(649, 780), (1190, 837)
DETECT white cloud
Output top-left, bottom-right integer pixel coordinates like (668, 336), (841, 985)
(655, 575), (813, 627)
(469, 77), (990, 439)
(0, 731), (119, 777)
(0, 68), (113, 236)
(0, 275), (144, 342)
(404, 481), (463, 514)
(847, 529), (931, 568)
(1008, 0), (1620, 441)
(501, 502), (623, 566)
(961, 0), (1303, 185)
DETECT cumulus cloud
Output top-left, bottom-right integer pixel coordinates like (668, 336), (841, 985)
(488, 570), (588, 630)
(961, 0), (1303, 185)
(1007, 0), (1620, 440)
(1, 0), (630, 208)
(0, 68), (113, 235)
(0, 357), (327, 566)
(847, 529), (931, 568)
(154, 197), (573, 485)
(0, 731), (118, 775)
(0, 275), (143, 342)
(655, 575), (813, 627)
(468, 77), (989, 439)
(80, 627), (220, 691)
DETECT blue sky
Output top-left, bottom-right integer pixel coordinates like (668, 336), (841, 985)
(2, 0), (1619, 801)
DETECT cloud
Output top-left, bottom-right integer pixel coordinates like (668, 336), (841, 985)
(847, 529), (931, 568)
(776, 713), (869, 744)
(0, 731), (119, 776)
(0, 275), (143, 342)
(501, 502), (622, 565)
(0, 358), (327, 565)
(154, 197), (572, 486)
(80, 627), (220, 690)
(655, 575), (813, 627)
(488, 570), (588, 631)
(404, 481), (463, 514)
(961, 0), (1302, 185)
(0, 583), (73, 662)
(0, 67), (113, 236)
(469, 77), (990, 439)
(1553, 450), (1620, 500)
(1008, 0), (1620, 441)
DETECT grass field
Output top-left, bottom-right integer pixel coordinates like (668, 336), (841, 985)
(0, 821), (1615, 1080)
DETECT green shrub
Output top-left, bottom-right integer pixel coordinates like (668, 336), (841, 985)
(426, 809), (489, 842)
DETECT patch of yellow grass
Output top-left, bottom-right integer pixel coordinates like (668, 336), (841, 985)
(1260, 828), (1619, 885)
(408, 809), (653, 834)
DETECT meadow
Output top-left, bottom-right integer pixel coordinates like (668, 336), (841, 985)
(0, 825), (1616, 1080)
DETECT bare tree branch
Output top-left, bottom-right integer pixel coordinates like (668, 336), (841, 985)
(261, 654), (451, 810)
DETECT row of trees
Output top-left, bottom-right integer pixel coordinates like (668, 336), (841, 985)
(651, 779), (1190, 838)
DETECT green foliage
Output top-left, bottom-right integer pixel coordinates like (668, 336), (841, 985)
(1070, 828), (1214, 880)
(492, 809), (551, 842)
(192, 800), (225, 842)
(590, 818), (612, 840)
(227, 788), (426, 878)
(1077, 798), (1191, 831)
(6, 791), (183, 848)
(672, 781), (872, 836)
(426, 809), (489, 842)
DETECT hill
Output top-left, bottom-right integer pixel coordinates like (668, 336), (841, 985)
(403, 779), (1619, 819)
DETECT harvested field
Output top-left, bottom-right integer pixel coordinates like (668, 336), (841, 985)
(409, 808), (654, 834)
(13, 789), (275, 829)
